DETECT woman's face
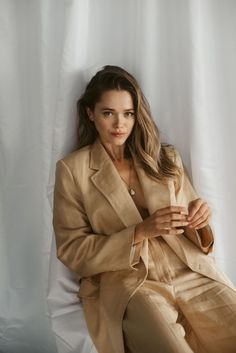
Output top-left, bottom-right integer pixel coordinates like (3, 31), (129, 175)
(86, 90), (135, 147)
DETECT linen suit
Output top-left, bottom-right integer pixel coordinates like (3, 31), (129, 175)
(53, 138), (236, 353)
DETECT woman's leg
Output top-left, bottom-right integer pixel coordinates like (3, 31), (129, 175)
(122, 283), (195, 353)
(176, 273), (236, 353)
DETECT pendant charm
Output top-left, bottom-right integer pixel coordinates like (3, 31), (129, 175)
(129, 188), (135, 196)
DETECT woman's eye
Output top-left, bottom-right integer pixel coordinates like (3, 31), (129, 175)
(125, 112), (135, 118)
(103, 111), (112, 117)
(102, 111), (135, 118)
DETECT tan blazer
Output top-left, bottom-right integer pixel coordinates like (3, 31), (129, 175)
(53, 138), (235, 353)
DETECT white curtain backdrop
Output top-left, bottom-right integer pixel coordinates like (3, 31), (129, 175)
(1, 0), (236, 352)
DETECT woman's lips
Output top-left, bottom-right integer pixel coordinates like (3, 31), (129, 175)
(111, 132), (126, 137)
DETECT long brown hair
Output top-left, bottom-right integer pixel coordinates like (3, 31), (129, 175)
(77, 65), (181, 182)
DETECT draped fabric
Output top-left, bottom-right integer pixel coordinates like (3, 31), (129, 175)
(1, 1), (236, 352)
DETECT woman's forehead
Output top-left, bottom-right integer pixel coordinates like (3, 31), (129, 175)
(96, 90), (134, 110)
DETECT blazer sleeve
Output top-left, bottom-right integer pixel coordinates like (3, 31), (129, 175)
(52, 159), (141, 278)
(174, 149), (214, 254)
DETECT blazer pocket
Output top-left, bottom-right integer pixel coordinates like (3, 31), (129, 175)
(78, 279), (99, 299)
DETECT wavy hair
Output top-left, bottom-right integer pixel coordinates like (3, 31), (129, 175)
(77, 65), (181, 182)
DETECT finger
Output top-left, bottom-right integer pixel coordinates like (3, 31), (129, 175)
(157, 213), (189, 223)
(155, 228), (184, 236)
(158, 220), (189, 228)
(195, 220), (210, 229)
(187, 198), (202, 220)
(189, 215), (211, 229)
(156, 206), (188, 217)
(188, 209), (211, 228)
(188, 200), (208, 222)
(188, 206), (209, 225)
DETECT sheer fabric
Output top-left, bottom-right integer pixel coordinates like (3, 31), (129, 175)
(1, 1), (236, 352)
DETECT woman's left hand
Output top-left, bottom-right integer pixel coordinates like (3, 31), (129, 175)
(187, 198), (212, 230)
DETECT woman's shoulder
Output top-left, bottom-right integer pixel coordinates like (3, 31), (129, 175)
(57, 144), (92, 173)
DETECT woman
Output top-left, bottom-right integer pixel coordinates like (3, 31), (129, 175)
(53, 65), (236, 353)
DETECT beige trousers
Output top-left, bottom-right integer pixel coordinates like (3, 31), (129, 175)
(122, 237), (236, 353)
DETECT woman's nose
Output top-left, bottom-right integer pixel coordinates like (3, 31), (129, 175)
(113, 114), (124, 127)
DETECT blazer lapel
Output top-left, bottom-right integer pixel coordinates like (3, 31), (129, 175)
(133, 157), (171, 214)
(90, 139), (143, 228)
(133, 155), (188, 263)
(90, 139), (187, 264)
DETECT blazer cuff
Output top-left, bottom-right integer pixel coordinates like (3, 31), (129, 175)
(197, 225), (214, 253)
(130, 242), (143, 267)
(184, 224), (214, 254)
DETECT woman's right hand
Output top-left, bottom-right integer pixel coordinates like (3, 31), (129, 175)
(134, 206), (189, 244)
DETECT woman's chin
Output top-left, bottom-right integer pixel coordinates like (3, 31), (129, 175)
(101, 136), (128, 146)
(111, 138), (128, 146)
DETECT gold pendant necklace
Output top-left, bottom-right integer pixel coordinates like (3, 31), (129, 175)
(129, 188), (136, 196)
(120, 159), (136, 197)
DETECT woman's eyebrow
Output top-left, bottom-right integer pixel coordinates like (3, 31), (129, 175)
(101, 107), (134, 111)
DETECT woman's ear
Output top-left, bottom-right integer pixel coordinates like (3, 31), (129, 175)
(86, 107), (94, 121)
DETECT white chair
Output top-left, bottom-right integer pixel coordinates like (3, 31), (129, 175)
(47, 234), (98, 353)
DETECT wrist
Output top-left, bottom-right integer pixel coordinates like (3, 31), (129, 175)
(134, 223), (146, 244)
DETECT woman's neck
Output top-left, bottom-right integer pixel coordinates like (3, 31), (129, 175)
(100, 139), (127, 163)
